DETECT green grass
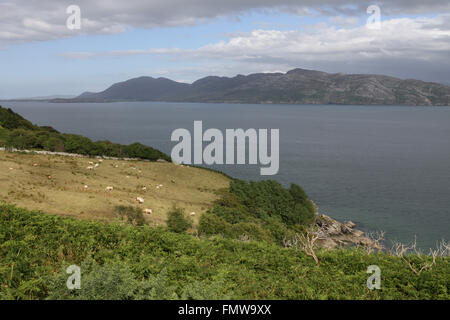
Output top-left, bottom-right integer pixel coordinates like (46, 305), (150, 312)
(1, 203), (449, 300)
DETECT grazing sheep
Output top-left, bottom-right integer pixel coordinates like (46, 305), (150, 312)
(143, 209), (152, 214)
(83, 185), (88, 190)
(190, 212), (196, 216)
(33, 163), (38, 167)
(142, 186), (147, 191)
(136, 197), (144, 204)
(86, 166), (94, 170)
(105, 186), (114, 191)
(94, 163), (99, 168)
(88, 161), (94, 165)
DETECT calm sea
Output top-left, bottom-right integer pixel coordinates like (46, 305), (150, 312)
(4, 101), (450, 249)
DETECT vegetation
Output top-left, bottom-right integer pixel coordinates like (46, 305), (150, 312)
(0, 203), (449, 300)
(115, 205), (146, 226)
(166, 207), (193, 233)
(0, 106), (171, 161)
(199, 180), (316, 244)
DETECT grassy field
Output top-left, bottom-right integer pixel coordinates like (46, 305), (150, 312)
(0, 150), (230, 226)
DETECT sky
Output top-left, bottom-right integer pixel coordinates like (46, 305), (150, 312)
(0, 0), (449, 99)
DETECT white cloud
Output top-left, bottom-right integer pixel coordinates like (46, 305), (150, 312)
(63, 16), (450, 64)
(1, 0), (450, 45)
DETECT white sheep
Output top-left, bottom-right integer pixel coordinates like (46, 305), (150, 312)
(136, 197), (144, 204)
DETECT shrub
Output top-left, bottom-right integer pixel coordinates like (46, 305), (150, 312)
(166, 207), (192, 233)
(6, 129), (38, 149)
(47, 258), (178, 300)
(198, 213), (232, 236)
(115, 205), (146, 226)
(0, 107), (35, 130)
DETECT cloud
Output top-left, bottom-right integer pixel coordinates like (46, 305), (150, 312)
(1, 0), (450, 45)
(59, 15), (450, 84)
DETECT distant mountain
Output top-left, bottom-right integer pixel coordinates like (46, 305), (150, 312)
(0, 94), (76, 102)
(62, 69), (450, 106)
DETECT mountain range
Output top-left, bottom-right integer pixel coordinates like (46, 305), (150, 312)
(57, 68), (450, 106)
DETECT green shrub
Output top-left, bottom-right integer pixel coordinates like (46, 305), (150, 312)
(166, 207), (192, 233)
(200, 179), (316, 243)
(198, 213), (232, 236)
(0, 107), (36, 130)
(115, 205), (146, 226)
(47, 258), (178, 300)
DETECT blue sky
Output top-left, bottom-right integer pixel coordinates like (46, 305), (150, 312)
(0, 1), (449, 98)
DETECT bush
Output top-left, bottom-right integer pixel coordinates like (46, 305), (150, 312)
(47, 258), (178, 300)
(166, 207), (192, 233)
(0, 107), (35, 130)
(200, 179), (316, 243)
(115, 205), (146, 226)
(6, 129), (38, 149)
(198, 213), (232, 236)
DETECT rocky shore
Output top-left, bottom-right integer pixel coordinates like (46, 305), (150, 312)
(314, 214), (382, 250)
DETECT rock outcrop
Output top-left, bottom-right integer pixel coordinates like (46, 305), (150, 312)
(314, 214), (382, 250)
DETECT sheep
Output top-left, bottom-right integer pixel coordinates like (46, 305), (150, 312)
(83, 185), (88, 190)
(105, 186), (114, 191)
(143, 209), (152, 215)
(190, 212), (196, 216)
(136, 197), (144, 204)
(94, 163), (99, 168)
(88, 161), (94, 165)
(86, 166), (94, 170)
(142, 186), (147, 191)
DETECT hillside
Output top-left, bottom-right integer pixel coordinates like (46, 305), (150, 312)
(0, 106), (171, 162)
(64, 68), (450, 106)
(0, 150), (230, 226)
